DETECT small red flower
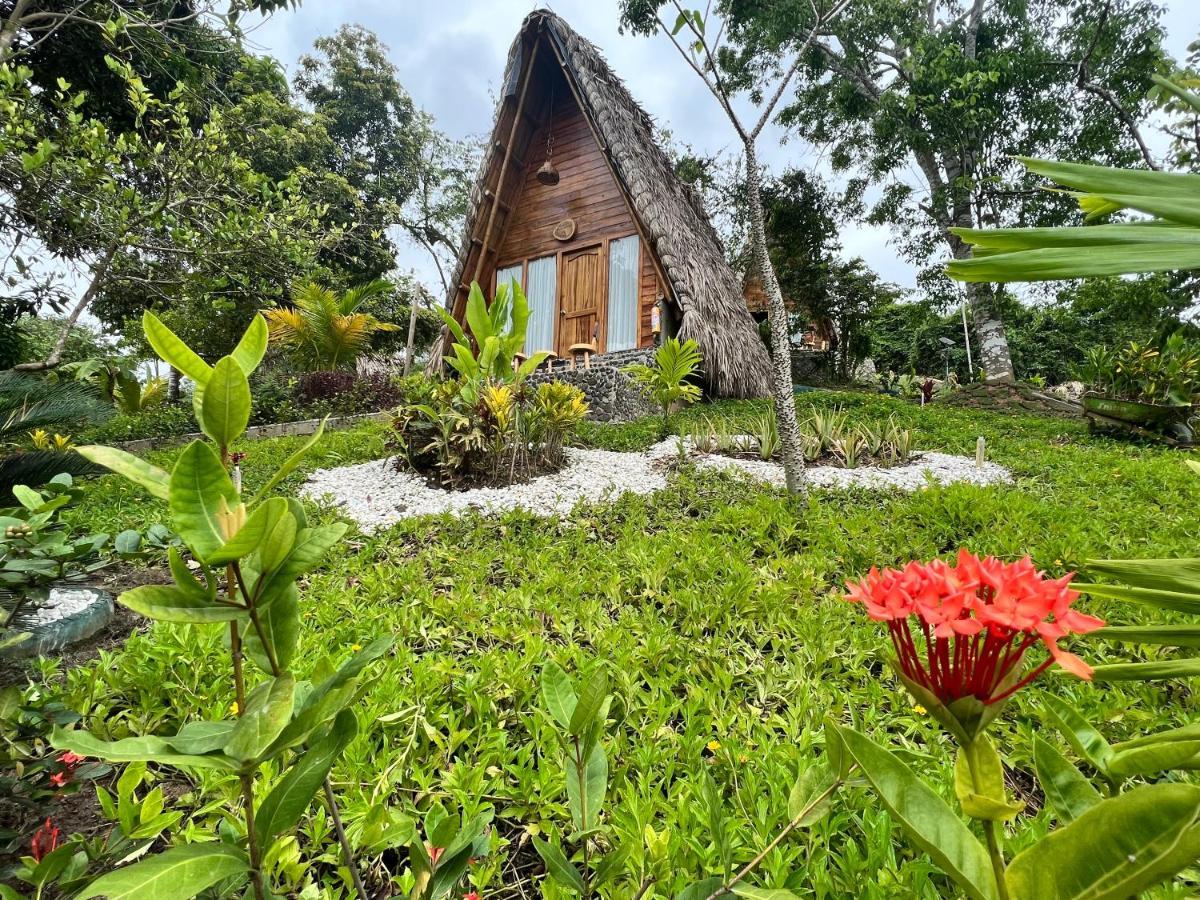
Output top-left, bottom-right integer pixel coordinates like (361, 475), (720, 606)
(463, 893), (481, 900)
(30, 818), (60, 861)
(429, 845), (444, 865)
(59, 751), (85, 767)
(846, 550), (1103, 709)
(49, 771), (69, 787)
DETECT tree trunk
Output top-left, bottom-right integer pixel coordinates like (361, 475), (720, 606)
(744, 144), (805, 492)
(404, 294), (420, 378)
(168, 367), (181, 404)
(949, 242), (1014, 382)
(0, 0), (33, 64)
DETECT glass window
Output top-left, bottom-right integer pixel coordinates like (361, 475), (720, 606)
(525, 255), (557, 354)
(606, 235), (639, 352)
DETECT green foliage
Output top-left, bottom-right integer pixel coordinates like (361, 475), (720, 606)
(43, 390), (1200, 896)
(264, 279), (400, 372)
(56, 312), (388, 899)
(624, 337), (703, 435)
(1074, 335), (1200, 405)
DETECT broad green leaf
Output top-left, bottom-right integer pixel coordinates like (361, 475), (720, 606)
(11, 484), (40, 509)
(75, 446), (169, 501)
(1091, 659), (1200, 681)
(251, 523), (346, 607)
(1085, 557), (1200, 596)
(1033, 736), (1100, 824)
(541, 661), (576, 728)
(1005, 784), (1200, 900)
(1113, 721), (1200, 751)
(200, 356), (251, 449)
(1078, 582), (1200, 615)
(143, 311), (212, 385)
(231, 314), (269, 376)
(1154, 74), (1200, 114)
(1042, 695), (1113, 773)
(567, 740), (607, 833)
(224, 674), (295, 762)
(436, 306), (468, 347)
(244, 583), (300, 673)
(51, 727), (238, 771)
(208, 498), (292, 567)
(677, 879), (730, 900)
(254, 709), (357, 847)
(531, 836), (586, 894)
(165, 721), (234, 755)
(787, 763), (838, 826)
(1108, 739), (1200, 778)
(464, 282), (491, 345)
(837, 726), (998, 900)
(948, 243), (1200, 282)
(169, 441), (239, 562)
(954, 736), (1023, 822)
(1018, 156), (1200, 199)
(249, 418), (327, 506)
(118, 584), (242, 624)
(1092, 624), (1200, 647)
(731, 888), (800, 900)
(76, 842), (248, 900)
(568, 667), (609, 736)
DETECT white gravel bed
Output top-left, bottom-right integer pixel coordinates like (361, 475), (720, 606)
(301, 437), (1012, 531)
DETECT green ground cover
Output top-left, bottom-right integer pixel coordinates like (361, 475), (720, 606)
(41, 393), (1200, 897)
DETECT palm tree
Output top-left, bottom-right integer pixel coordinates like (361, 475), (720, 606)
(264, 280), (401, 371)
(0, 372), (111, 500)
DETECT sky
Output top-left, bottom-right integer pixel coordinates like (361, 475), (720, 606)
(242, 1), (1199, 295)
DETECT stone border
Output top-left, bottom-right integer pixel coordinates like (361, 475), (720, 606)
(116, 411), (392, 453)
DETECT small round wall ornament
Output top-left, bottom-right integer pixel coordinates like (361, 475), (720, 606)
(553, 218), (577, 241)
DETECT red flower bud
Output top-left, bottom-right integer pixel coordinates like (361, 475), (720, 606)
(31, 818), (61, 862)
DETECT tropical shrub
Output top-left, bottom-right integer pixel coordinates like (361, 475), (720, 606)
(62, 357), (167, 414)
(0, 373), (112, 499)
(51, 311), (391, 899)
(393, 281), (583, 488)
(1074, 335), (1200, 405)
(624, 337), (702, 436)
(265, 279), (401, 372)
(838, 550), (1200, 900)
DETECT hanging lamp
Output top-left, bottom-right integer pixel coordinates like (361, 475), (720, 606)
(536, 78), (560, 186)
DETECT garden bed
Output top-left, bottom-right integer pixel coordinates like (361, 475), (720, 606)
(301, 436), (1012, 531)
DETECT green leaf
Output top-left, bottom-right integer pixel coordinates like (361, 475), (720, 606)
(1092, 624), (1200, 647)
(954, 736), (1023, 821)
(567, 740), (607, 833)
(118, 583), (242, 624)
(1078, 582), (1200, 616)
(169, 441), (239, 563)
(51, 727), (238, 771)
(532, 836), (586, 894)
(731, 888), (799, 900)
(165, 721), (234, 755)
(1005, 784), (1200, 900)
(464, 282), (491, 345)
(224, 674), (296, 762)
(836, 725), (998, 900)
(255, 709), (357, 847)
(787, 763), (838, 827)
(568, 667), (609, 736)
(76, 843), (249, 900)
(1091, 659), (1200, 681)
(1042, 695), (1113, 774)
(208, 498), (292, 567)
(142, 311), (211, 385)
(541, 661), (576, 729)
(1086, 557), (1200, 596)
(231, 314), (269, 376)
(251, 523), (347, 607)
(677, 878), (730, 900)
(1032, 736), (1101, 824)
(1108, 738), (1200, 779)
(244, 582), (300, 673)
(75, 446), (170, 501)
(249, 418), (327, 506)
(200, 357), (251, 450)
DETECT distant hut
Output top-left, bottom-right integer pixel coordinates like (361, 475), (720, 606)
(434, 9), (771, 398)
(741, 272), (835, 351)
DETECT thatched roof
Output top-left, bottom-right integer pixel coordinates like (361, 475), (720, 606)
(442, 9), (771, 398)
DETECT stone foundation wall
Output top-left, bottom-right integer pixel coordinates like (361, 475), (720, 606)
(527, 348), (657, 423)
(792, 349), (833, 384)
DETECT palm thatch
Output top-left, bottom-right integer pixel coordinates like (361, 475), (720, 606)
(442, 10), (771, 398)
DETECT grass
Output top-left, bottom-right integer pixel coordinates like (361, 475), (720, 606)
(35, 392), (1200, 897)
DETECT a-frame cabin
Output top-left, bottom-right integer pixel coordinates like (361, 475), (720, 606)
(439, 10), (771, 398)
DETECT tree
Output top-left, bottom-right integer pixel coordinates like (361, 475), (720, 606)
(619, 0), (853, 492)
(296, 25), (425, 283)
(1, 58), (321, 373)
(720, 0), (1168, 382)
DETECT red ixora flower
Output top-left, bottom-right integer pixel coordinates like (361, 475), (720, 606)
(846, 550), (1104, 707)
(31, 818), (61, 861)
(463, 893), (481, 900)
(50, 750), (86, 787)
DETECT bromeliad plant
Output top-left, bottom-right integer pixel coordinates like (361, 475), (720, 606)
(624, 337), (702, 437)
(49, 311), (391, 900)
(837, 550), (1200, 900)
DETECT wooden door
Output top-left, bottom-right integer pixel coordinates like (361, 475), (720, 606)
(558, 245), (603, 356)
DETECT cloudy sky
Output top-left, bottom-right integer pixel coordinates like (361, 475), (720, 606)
(243, 1), (1198, 294)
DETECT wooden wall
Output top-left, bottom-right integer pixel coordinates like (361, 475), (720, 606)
(481, 54), (664, 352)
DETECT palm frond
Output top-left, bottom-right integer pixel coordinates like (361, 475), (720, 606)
(0, 451), (106, 502)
